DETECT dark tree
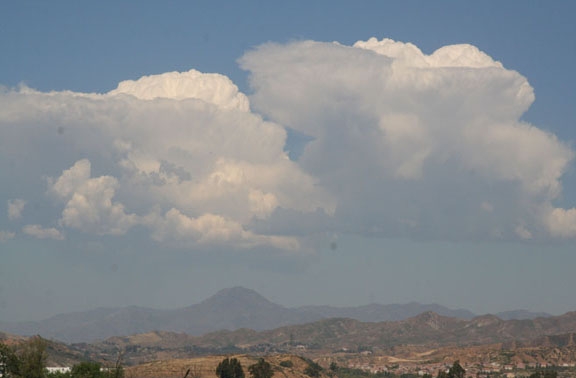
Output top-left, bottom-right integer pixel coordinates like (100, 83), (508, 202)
(436, 361), (464, 378)
(71, 361), (103, 378)
(0, 343), (21, 378)
(248, 359), (274, 378)
(304, 361), (322, 378)
(279, 360), (293, 368)
(530, 371), (558, 378)
(216, 358), (245, 378)
(448, 361), (465, 378)
(46, 371), (72, 378)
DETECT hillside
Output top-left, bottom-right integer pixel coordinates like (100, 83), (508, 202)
(296, 302), (475, 322)
(175, 311), (576, 351)
(124, 354), (328, 378)
(73, 311), (576, 366)
(6, 318), (576, 376)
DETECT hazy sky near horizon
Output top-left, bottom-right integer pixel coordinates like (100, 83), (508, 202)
(1, 1), (576, 322)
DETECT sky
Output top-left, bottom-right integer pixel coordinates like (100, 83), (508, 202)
(1, 1), (576, 322)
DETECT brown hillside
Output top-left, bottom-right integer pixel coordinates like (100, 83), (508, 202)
(125, 354), (327, 378)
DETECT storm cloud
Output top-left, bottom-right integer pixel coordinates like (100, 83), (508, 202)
(1, 38), (575, 251)
(241, 38), (576, 241)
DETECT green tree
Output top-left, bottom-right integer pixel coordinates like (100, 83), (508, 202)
(448, 361), (464, 378)
(436, 361), (465, 378)
(248, 359), (273, 378)
(0, 343), (21, 378)
(16, 336), (48, 378)
(304, 361), (322, 378)
(68, 359), (123, 378)
(71, 361), (103, 378)
(216, 358), (245, 378)
(279, 361), (293, 368)
(529, 371), (558, 378)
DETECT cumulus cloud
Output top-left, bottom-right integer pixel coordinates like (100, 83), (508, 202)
(7, 199), (26, 221)
(48, 159), (139, 235)
(22, 225), (64, 240)
(0, 68), (330, 251)
(148, 208), (300, 250)
(0, 230), (15, 242)
(108, 69), (250, 111)
(544, 207), (576, 238)
(240, 38), (576, 241)
(45, 159), (302, 249)
(1, 38), (575, 249)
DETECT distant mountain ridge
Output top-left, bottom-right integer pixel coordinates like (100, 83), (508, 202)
(0, 286), (551, 343)
(82, 311), (576, 366)
(132, 310), (576, 351)
(5, 313), (576, 370)
(296, 302), (476, 322)
(494, 309), (553, 320)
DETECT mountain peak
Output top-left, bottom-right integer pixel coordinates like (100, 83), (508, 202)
(411, 311), (440, 322)
(198, 287), (283, 311)
(213, 286), (263, 298)
(406, 311), (462, 330)
(206, 286), (269, 301)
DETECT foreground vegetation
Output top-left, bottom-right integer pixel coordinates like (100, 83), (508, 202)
(1, 337), (571, 378)
(0, 337), (123, 378)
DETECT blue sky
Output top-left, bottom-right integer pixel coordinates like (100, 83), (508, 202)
(1, 1), (576, 322)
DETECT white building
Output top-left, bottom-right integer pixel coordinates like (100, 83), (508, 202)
(46, 366), (72, 374)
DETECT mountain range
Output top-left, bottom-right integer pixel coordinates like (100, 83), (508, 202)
(0, 286), (551, 343)
(37, 311), (576, 368)
(95, 311), (576, 354)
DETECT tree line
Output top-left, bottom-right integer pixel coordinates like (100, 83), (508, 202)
(216, 357), (274, 378)
(3, 340), (559, 378)
(0, 337), (123, 378)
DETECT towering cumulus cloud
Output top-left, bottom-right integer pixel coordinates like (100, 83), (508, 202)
(0, 69), (332, 251)
(108, 69), (251, 111)
(240, 38), (576, 241)
(0, 39), (575, 250)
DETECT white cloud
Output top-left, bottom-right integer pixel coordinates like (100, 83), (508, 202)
(240, 38), (576, 241)
(48, 159), (92, 199)
(544, 207), (576, 238)
(515, 225), (533, 240)
(1, 39), (575, 247)
(7, 199), (26, 221)
(22, 225), (64, 240)
(108, 69), (250, 112)
(49, 159), (139, 235)
(148, 208), (300, 250)
(0, 230), (15, 242)
(45, 158), (303, 250)
(0, 69), (331, 251)
(353, 38), (504, 68)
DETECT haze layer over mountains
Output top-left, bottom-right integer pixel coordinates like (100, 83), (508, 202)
(0, 287), (551, 343)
